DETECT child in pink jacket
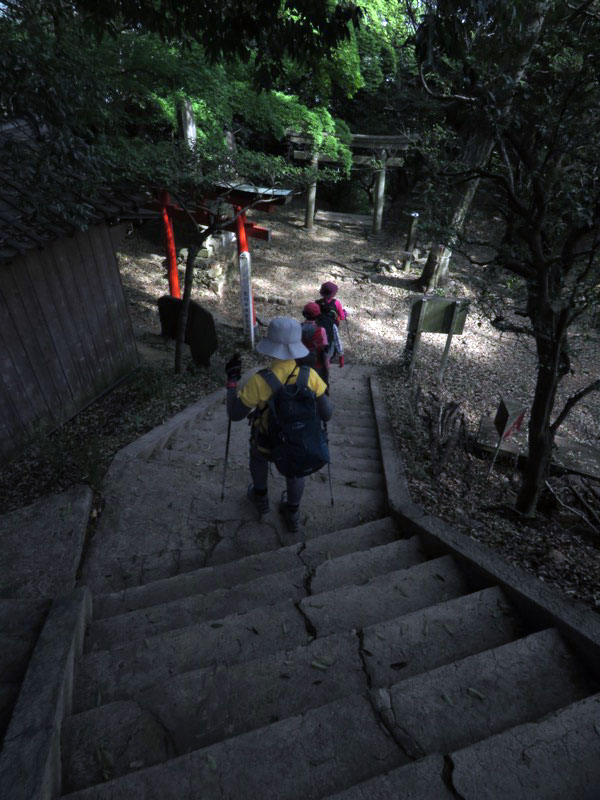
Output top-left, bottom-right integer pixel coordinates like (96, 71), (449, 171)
(316, 281), (347, 368)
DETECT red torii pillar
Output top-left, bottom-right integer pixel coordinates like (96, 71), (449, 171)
(160, 190), (180, 298)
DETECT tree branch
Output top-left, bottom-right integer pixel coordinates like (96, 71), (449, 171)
(418, 62), (477, 104)
(551, 379), (600, 432)
(545, 480), (600, 536)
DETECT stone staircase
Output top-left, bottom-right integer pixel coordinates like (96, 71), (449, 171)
(50, 366), (600, 798)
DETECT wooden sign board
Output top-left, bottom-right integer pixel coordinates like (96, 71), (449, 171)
(408, 296), (469, 335)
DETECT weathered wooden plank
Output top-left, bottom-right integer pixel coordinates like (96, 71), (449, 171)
(88, 225), (130, 372)
(22, 250), (82, 414)
(12, 255), (74, 423)
(0, 307), (32, 460)
(71, 230), (117, 385)
(79, 226), (130, 377)
(94, 224), (139, 373)
(0, 265), (64, 425)
(37, 245), (93, 397)
(0, 274), (43, 431)
(53, 235), (106, 393)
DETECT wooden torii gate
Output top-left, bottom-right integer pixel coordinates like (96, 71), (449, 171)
(290, 133), (411, 234)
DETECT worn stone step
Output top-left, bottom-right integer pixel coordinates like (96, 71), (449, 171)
(149, 449), (384, 490)
(311, 537), (426, 594)
(94, 517), (400, 620)
(328, 444), (381, 462)
(449, 693), (600, 799)
(76, 552), (457, 711)
(322, 754), (455, 800)
(370, 628), (596, 758)
(79, 457), (387, 594)
(362, 585), (527, 687)
(301, 555), (470, 636)
(89, 533), (419, 651)
(74, 600), (309, 712)
(63, 632), (368, 792)
(86, 566), (308, 653)
(299, 517), (399, 569)
(62, 693), (405, 800)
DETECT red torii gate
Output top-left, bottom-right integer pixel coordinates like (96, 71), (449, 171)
(153, 185), (293, 345)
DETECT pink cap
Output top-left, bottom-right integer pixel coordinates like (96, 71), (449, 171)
(303, 302), (321, 319)
(320, 281), (338, 297)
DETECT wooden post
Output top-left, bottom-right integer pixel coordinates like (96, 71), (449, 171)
(407, 296), (428, 379)
(372, 150), (387, 234)
(304, 152), (318, 231)
(160, 190), (180, 298)
(406, 212), (419, 252)
(438, 300), (460, 384)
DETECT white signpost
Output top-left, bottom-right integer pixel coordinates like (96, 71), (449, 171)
(238, 250), (255, 348)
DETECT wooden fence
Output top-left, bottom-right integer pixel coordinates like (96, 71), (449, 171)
(0, 223), (140, 463)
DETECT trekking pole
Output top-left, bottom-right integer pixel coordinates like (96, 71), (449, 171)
(324, 423), (334, 506)
(221, 418), (232, 501)
(344, 317), (353, 348)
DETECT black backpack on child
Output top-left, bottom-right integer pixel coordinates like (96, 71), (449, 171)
(257, 366), (329, 478)
(316, 299), (338, 356)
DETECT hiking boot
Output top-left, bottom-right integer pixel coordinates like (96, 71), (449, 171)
(247, 484), (269, 516)
(279, 492), (300, 533)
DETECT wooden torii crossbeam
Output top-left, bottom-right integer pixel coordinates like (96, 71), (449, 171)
(289, 132), (412, 234)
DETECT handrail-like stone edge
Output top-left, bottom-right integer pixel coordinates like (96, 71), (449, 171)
(0, 588), (92, 800)
(369, 374), (600, 676)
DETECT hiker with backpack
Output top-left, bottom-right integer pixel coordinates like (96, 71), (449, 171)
(225, 317), (333, 533)
(297, 301), (330, 387)
(316, 281), (347, 368)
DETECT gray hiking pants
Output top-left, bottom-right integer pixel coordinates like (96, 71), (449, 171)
(250, 447), (305, 506)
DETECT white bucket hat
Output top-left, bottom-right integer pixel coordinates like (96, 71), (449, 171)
(256, 317), (309, 359)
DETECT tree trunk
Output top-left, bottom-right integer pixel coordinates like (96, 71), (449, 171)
(178, 98), (197, 149)
(516, 283), (566, 515)
(413, 1), (551, 292)
(516, 360), (559, 515)
(174, 246), (198, 374)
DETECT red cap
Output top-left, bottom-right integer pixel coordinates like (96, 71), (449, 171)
(320, 281), (338, 297)
(303, 302), (321, 319)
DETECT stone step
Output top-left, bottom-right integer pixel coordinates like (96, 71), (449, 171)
(75, 555), (466, 711)
(94, 517), (400, 620)
(362, 585), (527, 686)
(149, 449), (385, 490)
(311, 537), (426, 593)
(370, 628), (596, 758)
(87, 535), (422, 651)
(301, 554), (470, 636)
(449, 693), (600, 799)
(322, 754), (455, 800)
(63, 632), (367, 792)
(78, 455), (388, 594)
(299, 517), (399, 569)
(65, 587), (529, 792)
(74, 600), (309, 711)
(61, 694), (405, 800)
(86, 566), (308, 653)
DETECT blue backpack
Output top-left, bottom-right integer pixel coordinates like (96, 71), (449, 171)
(258, 366), (329, 478)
